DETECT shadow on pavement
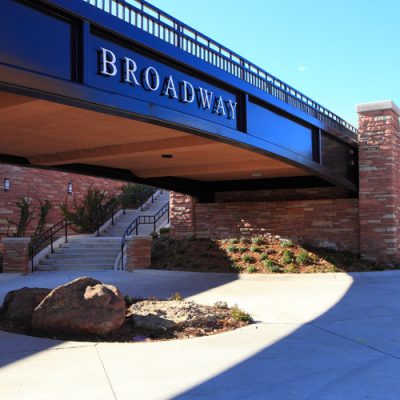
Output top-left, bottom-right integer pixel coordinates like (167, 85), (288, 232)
(171, 272), (400, 399)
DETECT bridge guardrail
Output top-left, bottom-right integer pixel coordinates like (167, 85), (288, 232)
(83, 0), (357, 140)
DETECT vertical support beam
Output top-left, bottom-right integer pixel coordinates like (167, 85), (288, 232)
(357, 100), (400, 265)
(125, 236), (152, 271)
(169, 191), (198, 237)
(2, 238), (31, 274)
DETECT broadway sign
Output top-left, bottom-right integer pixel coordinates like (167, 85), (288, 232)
(91, 35), (239, 130)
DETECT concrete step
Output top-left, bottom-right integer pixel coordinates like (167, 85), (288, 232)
(36, 265), (114, 271)
(60, 244), (120, 249)
(47, 247), (121, 258)
(40, 258), (116, 265)
(47, 253), (119, 259)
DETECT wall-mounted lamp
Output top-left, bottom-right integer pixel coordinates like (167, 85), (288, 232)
(3, 178), (10, 192)
(67, 182), (73, 195)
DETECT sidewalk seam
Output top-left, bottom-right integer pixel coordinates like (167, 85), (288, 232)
(95, 344), (118, 400)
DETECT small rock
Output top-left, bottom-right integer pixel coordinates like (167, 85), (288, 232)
(2, 287), (51, 327)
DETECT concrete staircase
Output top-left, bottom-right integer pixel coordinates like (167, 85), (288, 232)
(35, 191), (169, 271)
(101, 190), (170, 237)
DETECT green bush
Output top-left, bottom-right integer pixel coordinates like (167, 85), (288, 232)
(231, 305), (253, 323)
(260, 253), (269, 261)
(282, 250), (293, 264)
(159, 227), (170, 235)
(230, 238), (240, 244)
(250, 246), (262, 253)
(247, 265), (257, 273)
(121, 183), (154, 208)
(263, 259), (281, 273)
(214, 301), (228, 309)
(59, 187), (116, 233)
(231, 263), (243, 271)
(169, 292), (183, 301)
(227, 245), (239, 253)
(281, 239), (294, 248)
(252, 237), (264, 245)
(240, 237), (251, 244)
(242, 254), (255, 263)
(296, 251), (311, 265)
(7, 198), (34, 237)
(238, 247), (247, 253)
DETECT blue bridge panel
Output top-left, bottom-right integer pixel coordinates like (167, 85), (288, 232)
(0, 0), (75, 81)
(0, 0), (359, 196)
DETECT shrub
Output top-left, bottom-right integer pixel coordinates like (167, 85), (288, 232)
(250, 246), (262, 253)
(242, 254), (255, 263)
(247, 265), (257, 273)
(231, 263), (243, 271)
(296, 251), (310, 265)
(231, 305), (253, 323)
(121, 183), (154, 208)
(227, 245), (239, 253)
(260, 253), (269, 261)
(238, 247), (247, 253)
(286, 264), (299, 273)
(214, 301), (228, 309)
(159, 227), (170, 235)
(230, 238), (240, 244)
(7, 198), (34, 237)
(240, 237), (251, 244)
(282, 250), (293, 264)
(59, 187), (115, 233)
(32, 200), (52, 240)
(169, 292), (183, 301)
(263, 259), (281, 273)
(281, 239), (294, 248)
(252, 237), (264, 245)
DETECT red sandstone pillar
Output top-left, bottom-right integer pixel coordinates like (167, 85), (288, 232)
(125, 236), (152, 271)
(2, 237), (31, 273)
(169, 191), (197, 237)
(357, 100), (400, 265)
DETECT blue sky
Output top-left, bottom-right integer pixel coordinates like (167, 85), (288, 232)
(148, 0), (400, 127)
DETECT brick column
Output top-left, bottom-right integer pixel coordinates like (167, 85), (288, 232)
(357, 100), (400, 265)
(125, 236), (152, 271)
(169, 191), (197, 237)
(2, 237), (31, 273)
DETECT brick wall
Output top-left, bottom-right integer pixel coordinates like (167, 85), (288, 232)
(0, 163), (127, 248)
(171, 196), (359, 253)
(215, 187), (351, 202)
(357, 102), (400, 264)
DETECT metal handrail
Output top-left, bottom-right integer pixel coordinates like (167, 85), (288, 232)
(83, 0), (357, 139)
(120, 201), (170, 269)
(29, 192), (127, 271)
(29, 218), (70, 272)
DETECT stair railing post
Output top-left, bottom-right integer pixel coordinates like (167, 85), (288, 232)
(65, 220), (68, 244)
(50, 229), (54, 254)
(123, 195), (126, 215)
(111, 207), (114, 225)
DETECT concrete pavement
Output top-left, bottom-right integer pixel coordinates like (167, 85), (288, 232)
(0, 269), (399, 399)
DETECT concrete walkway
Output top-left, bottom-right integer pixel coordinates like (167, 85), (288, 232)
(0, 269), (399, 399)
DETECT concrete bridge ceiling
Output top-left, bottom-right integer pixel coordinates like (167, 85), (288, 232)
(0, 91), (310, 183)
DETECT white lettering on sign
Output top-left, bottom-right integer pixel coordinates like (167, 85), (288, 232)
(98, 47), (238, 121)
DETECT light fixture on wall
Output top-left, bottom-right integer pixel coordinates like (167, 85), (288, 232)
(67, 182), (73, 195)
(3, 178), (10, 192)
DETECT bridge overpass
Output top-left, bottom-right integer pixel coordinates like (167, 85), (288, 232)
(0, 0), (358, 201)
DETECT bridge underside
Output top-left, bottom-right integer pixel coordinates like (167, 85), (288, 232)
(0, 90), (326, 200)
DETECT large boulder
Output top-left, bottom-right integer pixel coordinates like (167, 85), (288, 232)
(1, 287), (51, 327)
(31, 277), (126, 336)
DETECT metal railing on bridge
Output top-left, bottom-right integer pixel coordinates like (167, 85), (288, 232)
(83, 0), (357, 140)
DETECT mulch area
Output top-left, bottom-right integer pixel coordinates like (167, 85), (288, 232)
(0, 298), (251, 343)
(151, 235), (389, 274)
